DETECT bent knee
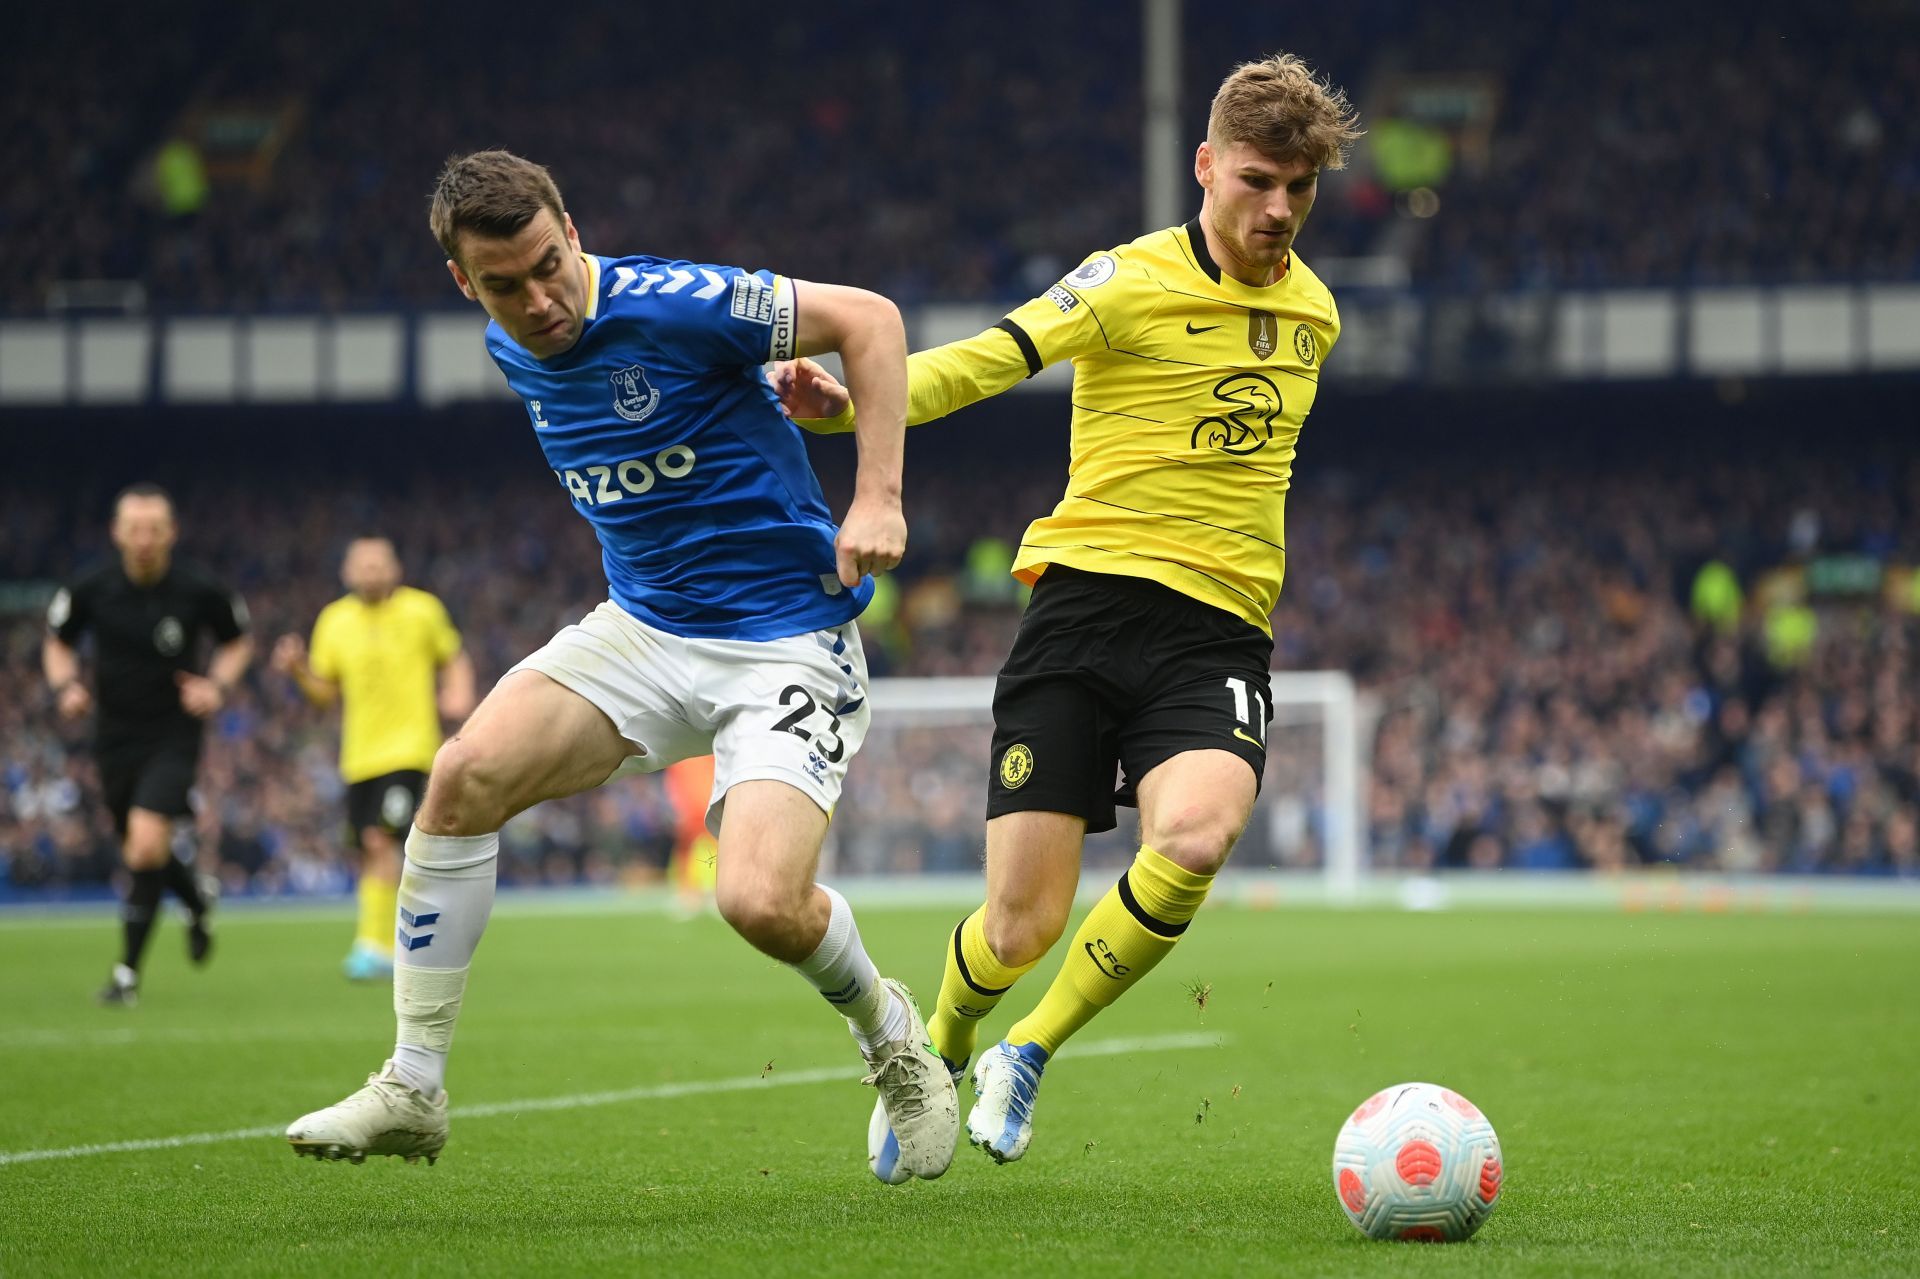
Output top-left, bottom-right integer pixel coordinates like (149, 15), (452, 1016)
(418, 737), (508, 835)
(1146, 807), (1244, 876)
(715, 882), (812, 948)
(984, 903), (1069, 969)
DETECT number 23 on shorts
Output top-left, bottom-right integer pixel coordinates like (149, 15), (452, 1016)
(770, 683), (846, 762)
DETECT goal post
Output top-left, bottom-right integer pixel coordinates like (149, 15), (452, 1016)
(827, 674), (1371, 902)
(1269, 670), (1365, 903)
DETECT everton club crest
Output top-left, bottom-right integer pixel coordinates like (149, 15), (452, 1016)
(610, 365), (661, 423)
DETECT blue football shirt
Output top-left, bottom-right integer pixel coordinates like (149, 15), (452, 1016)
(485, 253), (871, 642)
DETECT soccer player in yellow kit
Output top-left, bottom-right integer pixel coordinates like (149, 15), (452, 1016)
(783, 53), (1362, 1169)
(274, 538), (475, 980)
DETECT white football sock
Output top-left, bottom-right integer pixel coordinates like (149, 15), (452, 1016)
(793, 885), (908, 1056)
(389, 827), (497, 1096)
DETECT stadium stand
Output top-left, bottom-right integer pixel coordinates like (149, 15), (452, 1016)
(2, 0), (1914, 314)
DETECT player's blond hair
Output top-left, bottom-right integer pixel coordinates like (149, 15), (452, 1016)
(1207, 53), (1363, 171)
(429, 150), (568, 263)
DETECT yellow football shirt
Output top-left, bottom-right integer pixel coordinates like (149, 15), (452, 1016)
(900, 220), (1339, 633)
(308, 586), (462, 782)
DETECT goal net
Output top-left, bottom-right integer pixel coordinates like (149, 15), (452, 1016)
(824, 674), (1368, 902)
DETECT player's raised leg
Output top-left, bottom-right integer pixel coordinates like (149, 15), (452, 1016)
(286, 669), (634, 1163)
(141, 749), (217, 969)
(975, 749), (1251, 1160)
(159, 846), (216, 967)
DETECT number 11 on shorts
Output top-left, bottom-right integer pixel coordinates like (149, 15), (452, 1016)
(1225, 676), (1266, 745)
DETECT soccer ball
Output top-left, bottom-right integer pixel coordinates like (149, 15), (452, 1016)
(1332, 1081), (1502, 1242)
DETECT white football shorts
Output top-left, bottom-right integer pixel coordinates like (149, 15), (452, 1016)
(509, 600), (870, 829)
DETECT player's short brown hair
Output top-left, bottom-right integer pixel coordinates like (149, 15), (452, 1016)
(1208, 53), (1364, 171)
(429, 150), (567, 263)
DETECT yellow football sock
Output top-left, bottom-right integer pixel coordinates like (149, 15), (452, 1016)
(356, 873), (398, 955)
(1007, 845), (1214, 1056)
(926, 907), (1041, 1066)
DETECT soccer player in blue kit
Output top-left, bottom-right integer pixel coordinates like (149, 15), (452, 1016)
(287, 151), (959, 1182)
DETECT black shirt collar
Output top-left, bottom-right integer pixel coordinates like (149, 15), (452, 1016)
(1184, 218), (1222, 284)
(1184, 217), (1290, 287)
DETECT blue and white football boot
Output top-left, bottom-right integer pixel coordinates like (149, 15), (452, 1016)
(966, 1039), (1050, 1163)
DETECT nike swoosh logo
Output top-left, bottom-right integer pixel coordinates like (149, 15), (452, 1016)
(1185, 321), (1222, 334)
(1233, 728), (1264, 748)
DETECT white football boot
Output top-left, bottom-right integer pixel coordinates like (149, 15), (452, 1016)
(868, 1050), (967, 1184)
(286, 1061), (448, 1164)
(862, 979), (961, 1183)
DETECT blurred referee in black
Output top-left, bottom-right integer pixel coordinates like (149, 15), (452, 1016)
(41, 483), (254, 1006)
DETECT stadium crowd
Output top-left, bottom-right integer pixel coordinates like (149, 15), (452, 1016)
(5, 427), (1917, 892)
(1269, 448), (1920, 878)
(5, 0), (1915, 315)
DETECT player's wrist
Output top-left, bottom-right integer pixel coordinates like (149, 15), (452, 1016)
(794, 401), (857, 434)
(852, 477), (903, 505)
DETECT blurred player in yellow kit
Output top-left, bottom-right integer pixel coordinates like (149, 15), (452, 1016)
(783, 53), (1362, 1169)
(274, 537), (475, 980)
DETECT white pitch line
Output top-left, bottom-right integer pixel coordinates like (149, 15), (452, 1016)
(0, 1031), (1225, 1167)
(0, 1024), (680, 1051)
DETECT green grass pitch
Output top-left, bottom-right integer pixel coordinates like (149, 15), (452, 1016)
(2, 898), (1916, 1276)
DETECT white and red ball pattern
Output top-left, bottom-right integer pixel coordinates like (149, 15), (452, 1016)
(1331, 1082), (1502, 1242)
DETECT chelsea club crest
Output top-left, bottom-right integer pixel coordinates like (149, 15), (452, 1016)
(610, 365), (662, 423)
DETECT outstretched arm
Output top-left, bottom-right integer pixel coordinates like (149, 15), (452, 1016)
(780, 250), (1124, 434)
(777, 325), (1034, 435)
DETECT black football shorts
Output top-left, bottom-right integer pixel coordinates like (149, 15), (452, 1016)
(346, 770), (428, 847)
(97, 737), (200, 837)
(986, 565), (1274, 833)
